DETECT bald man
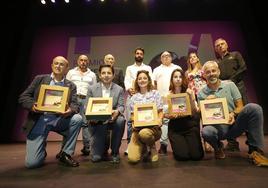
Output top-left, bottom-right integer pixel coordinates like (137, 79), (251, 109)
(93, 54), (124, 89)
(66, 54), (97, 156)
(19, 56), (83, 168)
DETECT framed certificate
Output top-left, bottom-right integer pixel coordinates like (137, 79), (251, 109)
(86, 97), (113, 121)
(199, 98), (229, 125)
(167, 93), (192, 116)
(36, 84), (69, 113)
(133, 103), (158, 128)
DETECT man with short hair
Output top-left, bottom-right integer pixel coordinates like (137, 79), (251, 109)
(152, 51), (182, 155)
(66, 54), (97, 156)
(197, 60), (268, 166)
(87, 64), (125, 163)
(18, 56), (83, 168)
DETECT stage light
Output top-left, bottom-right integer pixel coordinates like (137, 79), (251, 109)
(51, 0), (55, 3)
(65, 0), (70, 3)
(41, 0), (46, 5)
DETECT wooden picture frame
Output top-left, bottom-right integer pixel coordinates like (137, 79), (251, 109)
(36, 84), (69, 113)
(133, 103), (158, 128)
(167, 93), (192, 116)
(199, 98), (229, 125)
(85, 97), (113, 121)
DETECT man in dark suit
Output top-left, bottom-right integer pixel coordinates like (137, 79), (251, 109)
(18, 56), (83, 168)
(87, 64), (125, 163)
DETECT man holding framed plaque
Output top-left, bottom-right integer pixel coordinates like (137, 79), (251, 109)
(197, 61), (268, 166)
(86, 64), (125, 163)
(18, 56), (83, 168)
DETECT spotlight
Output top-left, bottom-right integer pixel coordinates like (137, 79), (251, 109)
(65, 0), (70, 3)
(51, 0), (55, 3)
(41, 0), (46, 5)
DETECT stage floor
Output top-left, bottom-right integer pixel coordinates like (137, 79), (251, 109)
(1, 136), (268, 188)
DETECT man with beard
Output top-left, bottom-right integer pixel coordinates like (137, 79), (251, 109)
(66, 54), (97, 156)
(124, 47), (153, 155)
(197, 61), (268, 166)
(214, 38), (248, 152)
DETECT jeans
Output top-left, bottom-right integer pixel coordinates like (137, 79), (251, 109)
(89, 116), (125, 159)
(25, 114), (83, 168)
(201, 103), (264, 151)
(78, 98), (91, 148)
(159, 118), (169, 146)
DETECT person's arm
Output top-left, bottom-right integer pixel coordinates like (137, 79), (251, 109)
(111, 87), (125, 121)
(186, 88), (199, 113)
(124, 66), (132, 91)
(61, 81), (79, 117)
(228, 98), (244, 124)
(92, 72), (97, 85)
(157, 109), (164, 127)
(229, 52), (247, 83)
(18, 75), (42, 111)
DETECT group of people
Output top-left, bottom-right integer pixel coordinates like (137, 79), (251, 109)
(18, 38), (268, 169)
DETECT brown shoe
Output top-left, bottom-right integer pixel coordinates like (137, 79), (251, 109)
(248, 151), (268, 167)
(214, 148), (226, 159)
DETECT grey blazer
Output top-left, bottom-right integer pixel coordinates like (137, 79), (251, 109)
(86, 82), (125, 115)
(18, 74), (79, 135)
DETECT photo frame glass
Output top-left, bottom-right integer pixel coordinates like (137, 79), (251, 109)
(86, 97), (113, 121)
(133, 103), (158, 128)
(200, 98), (229, 125)
(36, 84), (69, 113)
(42, 90), (64, 108)
(167, 93), (192, 116)
(137, 107), (154, 122)
(91, 100), (110, 113)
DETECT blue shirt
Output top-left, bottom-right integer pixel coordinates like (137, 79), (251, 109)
(197, 80), (241, 112)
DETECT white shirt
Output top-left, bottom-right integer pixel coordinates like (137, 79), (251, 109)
(66, 67), (97, 96)
(101, 83), (112, 97)
(152, 63), (182, 97)
(124, 62), (153, 90)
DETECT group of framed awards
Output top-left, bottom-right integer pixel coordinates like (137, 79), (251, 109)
(36, 84), (229, 127)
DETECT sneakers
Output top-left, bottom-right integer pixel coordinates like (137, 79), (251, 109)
(81, 146), (90, 156)
(248, 151), (268, 167)
(225, 139), (240, 152)
(110, 154), (120, 164)
(158, 144), (167, 155)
